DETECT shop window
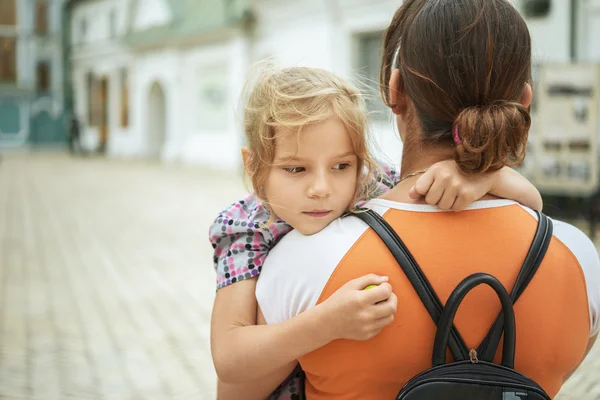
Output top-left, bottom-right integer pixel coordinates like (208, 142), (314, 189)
(36, 1), (48, 35)
(0, 0), (16, 26)
(0, 37), (17, 83)
(355, 31), (389, 120)
(120, 69), (129, 127)
(37, 62), (50, 91)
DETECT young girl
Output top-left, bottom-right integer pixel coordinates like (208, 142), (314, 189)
(209, 66), (542, 400)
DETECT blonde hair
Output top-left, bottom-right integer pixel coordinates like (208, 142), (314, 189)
(242, 66), (379, 218)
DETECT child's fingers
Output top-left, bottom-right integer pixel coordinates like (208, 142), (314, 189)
(451, 194), (472, 212)
(370, 292), (397, 319)
(437, 185), (458, 210)
(408, 185), (421, 199)
(345, 274), (388, 290)
(424, 179), (445, 205)
(362, 282), (393, 304)
(413, 171), (436, 196)
(372, 314), (395, 331)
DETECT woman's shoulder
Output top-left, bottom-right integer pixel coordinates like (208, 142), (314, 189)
(256, 215), (372, 324)
(263, 213), (376, 270)
(519, 206), (600, 337)
(517, 206), (598, 270)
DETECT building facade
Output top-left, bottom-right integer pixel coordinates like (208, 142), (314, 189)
(69, 0), (251, 170)
(0, 0), (67, 149)
(67, 0), (600, 172)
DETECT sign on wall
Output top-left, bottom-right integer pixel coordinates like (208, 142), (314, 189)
(532, 64), (600, 195)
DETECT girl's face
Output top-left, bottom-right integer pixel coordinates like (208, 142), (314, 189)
(264, 117), (359, 235)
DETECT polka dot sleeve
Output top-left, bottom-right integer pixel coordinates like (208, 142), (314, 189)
(376, 160), (400, 191)
(358, 160), (399, 202)
(209, 194), (293, 290)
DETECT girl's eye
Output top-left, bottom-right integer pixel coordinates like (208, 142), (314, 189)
(283, 167), (305, 174)
(333, 163), (351, 171)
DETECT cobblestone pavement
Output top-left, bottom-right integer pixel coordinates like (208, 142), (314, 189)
(0, 152), (598, 399)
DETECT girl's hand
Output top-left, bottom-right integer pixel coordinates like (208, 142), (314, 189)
(409, 160), (489, 211)
(409, 161), (542, 212)
(322, 274), (397, 342)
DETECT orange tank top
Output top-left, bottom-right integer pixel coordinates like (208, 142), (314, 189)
(297, 207), (590, 399)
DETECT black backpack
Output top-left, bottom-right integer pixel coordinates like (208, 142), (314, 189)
(355, 209), (554, 400)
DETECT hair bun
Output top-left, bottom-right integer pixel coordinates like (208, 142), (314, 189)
(453, 101), (531, 174)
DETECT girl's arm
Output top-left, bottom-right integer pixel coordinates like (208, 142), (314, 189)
(210, 273), (395, 384)
(209, 196), (397, 385)
(214, 308), (302, 400)
(407, 161), (542, 212)
(488, 166), (543, 211)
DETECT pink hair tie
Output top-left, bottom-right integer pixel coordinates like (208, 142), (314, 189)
(453, 125), (462, 144)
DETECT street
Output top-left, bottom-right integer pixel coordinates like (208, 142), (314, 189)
(0, 152), (598, 399)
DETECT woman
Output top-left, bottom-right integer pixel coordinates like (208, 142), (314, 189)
(255, 0), (600, 399)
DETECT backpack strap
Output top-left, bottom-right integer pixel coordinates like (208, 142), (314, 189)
(355, 208), (552, 363)
(356, 209), (470, 361)
(476, 211), (553, 361)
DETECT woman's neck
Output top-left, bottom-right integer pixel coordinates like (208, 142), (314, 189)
(400, 144), (454, 177)
(381, 144), (455, 203)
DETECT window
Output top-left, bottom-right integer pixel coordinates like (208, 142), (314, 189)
(79, 18), (87, 43)
(87, 72), (94, 123)
(522, 0), (552, 19)
(355, 31), (389, 120)
(0, 37), (17, 82)
(37, 62), (50, 91)
(120, 69), (129, 127)
(0, 0), (16, 26)
(35, 1), (48, 35)
(109, 10), (117, 38)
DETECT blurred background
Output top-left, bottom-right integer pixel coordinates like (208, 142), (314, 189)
(0, 0), (599, 399)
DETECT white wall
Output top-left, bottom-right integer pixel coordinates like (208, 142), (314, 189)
(177, 36), (248, 171)
(511, 0), (572, 64)
(131, 48), (183, 160)
(72, 0), (133, 45)
(578, 0), (600, 61)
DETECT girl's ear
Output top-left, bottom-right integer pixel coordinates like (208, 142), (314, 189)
(241, 147), (254, 177)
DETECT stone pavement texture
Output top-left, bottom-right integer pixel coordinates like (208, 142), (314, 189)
(0, 152), (598, 400)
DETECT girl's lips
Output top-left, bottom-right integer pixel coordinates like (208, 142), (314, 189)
(303, 210), (332, 218)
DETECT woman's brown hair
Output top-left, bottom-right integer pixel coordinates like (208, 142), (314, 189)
(380, 0), (532, 174)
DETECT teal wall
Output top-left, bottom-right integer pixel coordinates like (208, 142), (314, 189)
(0, 94), (67, 147)
(29, 94), (67, 145)
(0, 102), (20, 133)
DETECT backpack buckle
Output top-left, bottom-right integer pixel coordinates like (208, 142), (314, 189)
(469, 349), (479, 364)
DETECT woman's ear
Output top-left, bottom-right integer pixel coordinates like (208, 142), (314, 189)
(520, 83), (533, 108)
(241, 147), (254, 177)
(389, 69), (407, 115)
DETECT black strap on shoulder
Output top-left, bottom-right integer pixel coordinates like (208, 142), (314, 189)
(355, 208), (552, 363)
(356, 209), (470, 361)
(476, 210), (553, 361)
